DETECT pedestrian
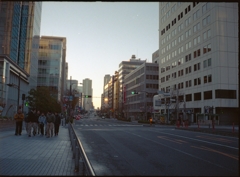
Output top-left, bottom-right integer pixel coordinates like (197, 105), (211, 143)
(24, 112), (29, 134)
(36, 110), (41, 134)
(149, 117), (153, 126)
(14, 108), (24, 135)
(54, 112), (61, 136)
(44, 114), (47, 136)
(27, 109), (35, 137)
(46, 110), (55, 138)
(32, 109), (39, 136)
(38, 112), (46, 136)
(61, 113), (65, 126)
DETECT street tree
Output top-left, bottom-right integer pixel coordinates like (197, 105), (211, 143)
(26, 87), (61, 113)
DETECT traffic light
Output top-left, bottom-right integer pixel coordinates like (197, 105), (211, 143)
(84, 95), (92, 98)
(25, 101), (29, 107)
(131, 91), (138, 94)
(22, 94), (25, 100)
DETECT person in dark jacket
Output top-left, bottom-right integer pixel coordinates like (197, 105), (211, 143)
(32, 110), (39, 136)
(54, 112), (61, 136)
(14, 108), (24, 135)
(46, 110), (55, 138)
(36, 110), (41, 134)
(27, 109), (36, 137)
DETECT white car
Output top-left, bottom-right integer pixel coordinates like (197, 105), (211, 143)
(102, 116), (105, 119)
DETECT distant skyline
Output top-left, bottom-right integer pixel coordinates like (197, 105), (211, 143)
(40, 2), (159, 109)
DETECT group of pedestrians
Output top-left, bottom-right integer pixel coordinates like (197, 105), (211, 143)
(14, 108), (63, 138)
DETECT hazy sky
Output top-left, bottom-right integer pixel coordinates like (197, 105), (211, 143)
(40, 2), (159, 109)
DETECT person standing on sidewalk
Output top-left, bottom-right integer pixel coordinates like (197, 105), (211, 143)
(46, 110), (55, 138)
(61, 113), (65, 126)
(24, 112), (29, 134)
(32, 109), (39, 136)
(38, 112), (46, 136)
(36, 110), (41, 134)
(149, 117), (153, 126)
(54, 112), (61, 136)
(27, 109), (35, 137)
(14, 108), (24, 135)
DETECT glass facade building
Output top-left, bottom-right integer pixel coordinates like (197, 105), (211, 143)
(0, 2), (42, 117)
(37, 36), (66, 102)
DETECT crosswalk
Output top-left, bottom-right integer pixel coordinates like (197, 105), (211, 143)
(75, 124), (142, 127)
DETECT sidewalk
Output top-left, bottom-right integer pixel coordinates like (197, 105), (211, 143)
(0, 124), (77, 176)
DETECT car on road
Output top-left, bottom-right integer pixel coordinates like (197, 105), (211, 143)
(102, 116), (105, 119)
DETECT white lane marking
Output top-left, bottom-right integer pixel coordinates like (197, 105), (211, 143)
(125, 131), (236, 173)
(151, 130), (238, 150)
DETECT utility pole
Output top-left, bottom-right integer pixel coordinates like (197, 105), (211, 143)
(176, 87), (179, 122)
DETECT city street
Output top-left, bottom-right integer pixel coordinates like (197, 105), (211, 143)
(73, 114), (239, 176)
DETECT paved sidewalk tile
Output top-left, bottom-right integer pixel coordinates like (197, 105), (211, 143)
(0, 125), (77, 176)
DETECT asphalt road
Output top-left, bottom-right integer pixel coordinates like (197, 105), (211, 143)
(73, 114), (239, 176)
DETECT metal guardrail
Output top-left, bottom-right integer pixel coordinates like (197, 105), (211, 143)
(68, 123), (95, 176)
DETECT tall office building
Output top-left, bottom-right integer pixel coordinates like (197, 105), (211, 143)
(0, 2), (42, 116)
(37, 36), (66, 102)
(82, 78), (92, 111)
(118, 55), (146, 117)
(159, 2), (238, 124)
(103, 74), (111, 92)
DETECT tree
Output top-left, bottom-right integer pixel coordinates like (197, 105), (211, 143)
(26, 87), (61, 113)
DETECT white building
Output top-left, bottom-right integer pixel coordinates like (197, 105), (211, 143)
(82, 78), (92, 111)
(158, 2), (238, 125)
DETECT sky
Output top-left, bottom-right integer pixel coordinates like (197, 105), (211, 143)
(40, 2), (159, 109)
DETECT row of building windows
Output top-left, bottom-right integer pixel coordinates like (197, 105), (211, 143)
(161, 27), (210, 47)
(161, 48), (211, 73)
(39, 44), (61, 50)
(158, 89), (236, 102)
(161, 74), (212, 92)
(161, 28), (211, 57)
(161, 2), (208, 36)
(184, 89), (236, 102)
(161, 59), (212, 83)
(161, 2), (182, 23)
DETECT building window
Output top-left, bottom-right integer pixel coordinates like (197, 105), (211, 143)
(204, 76), (207, 83)
(203, 15), (211, 26)
(194, 63), (200, 71)
(215, 89), (236, 99)
(193, 10), (200, 21)
(204, 90), (212, 100)
(203, 58), (211, 68)
(186, 94), (192, 101)
(193, 22), (200, 33)
(194, 92), (201, 101)
(208, 74), (212, 82)
(203, 44), (211, 54)
(202, 2), (210, 13)
(194, 77), (201, 86)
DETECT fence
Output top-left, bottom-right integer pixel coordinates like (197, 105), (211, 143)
(68, 123), (95, 176)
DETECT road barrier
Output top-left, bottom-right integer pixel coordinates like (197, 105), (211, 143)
(68, 123), (95, 176)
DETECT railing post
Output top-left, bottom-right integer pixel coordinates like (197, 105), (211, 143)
(70, 131), (74, 150)
(79, 156), (84, 175)
(73, 138), (76, 159)
(75, 146), (79, 172)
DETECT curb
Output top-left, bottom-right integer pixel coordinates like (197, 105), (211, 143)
(175, 128), (239, 137)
